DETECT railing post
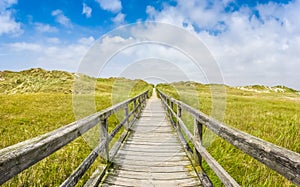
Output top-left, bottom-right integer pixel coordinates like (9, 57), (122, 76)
(133, 99), (137, 118)
(194, 118), (203, 167)
(143, 93), (147, 107)
(124, 104), (129, 130)
(177, 104), (182, 128)
(170, 101), (174, 124)
(100, 117), (109, 163)
(139, 96), (143, 113)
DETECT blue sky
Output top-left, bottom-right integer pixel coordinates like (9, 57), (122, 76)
(1, 0), (300, 89)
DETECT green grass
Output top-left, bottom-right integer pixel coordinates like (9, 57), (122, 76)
(157, 82), (300, 186)
(0, 68), (153, 186)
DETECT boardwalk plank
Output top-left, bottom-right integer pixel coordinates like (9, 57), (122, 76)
(99, 90), (202, 186)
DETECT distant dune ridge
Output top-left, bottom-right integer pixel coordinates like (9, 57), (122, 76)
(0, 68), (150, 94)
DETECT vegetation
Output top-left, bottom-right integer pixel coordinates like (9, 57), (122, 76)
(157, 82), (300, 186)
(0, 68), (152, 186)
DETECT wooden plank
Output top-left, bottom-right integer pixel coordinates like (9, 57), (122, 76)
(114, 154), (189, 162)
(100, 91), (202, 186)
(104, 176), (202, 187)
(117, 150), (186, 157)
(114, 164), (192, 173)
(109, 170), (197, 180)
(107, 173), (198, 182)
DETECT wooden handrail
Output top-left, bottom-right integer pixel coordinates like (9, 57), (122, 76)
(0, 90), (149, 186)
(157, 89), (300, 186)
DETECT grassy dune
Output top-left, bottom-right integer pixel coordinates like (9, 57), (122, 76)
(157, 82), (300, 186)
(0, 68), (152, 186)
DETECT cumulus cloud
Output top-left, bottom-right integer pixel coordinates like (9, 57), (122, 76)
(35, 23), (58, 33)
(0, 0), (22, 36)
(95, 0), (122, 13)
(78, 36), (95, 45)
(82, 3), (92, 18)
(8, 42), (42, 52)
(46, 37), (60, 44)
(3, 36), (95, 71)
(145, 0), (300, 89)
(111, 12), (125, 24)
(51, 9), (72, 28)
(77, 23), (220, 87)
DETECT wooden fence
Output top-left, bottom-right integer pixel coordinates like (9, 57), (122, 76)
(157, 89), (300, 187)
(0, 90), (149, 186)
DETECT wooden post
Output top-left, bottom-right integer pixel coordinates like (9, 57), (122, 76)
(167, 98), (170, 114)
(177, 104), (182, 128)
(143, 93), (147, 107)
(194, 118), (203, 167)
(133, 99), (137, 118)
(124, 104), (129, 130)
(100, 118), (109, 163)
(170, 101), (174, 124)
(138, 96), (142, 115)
(142, 94), (145, 108)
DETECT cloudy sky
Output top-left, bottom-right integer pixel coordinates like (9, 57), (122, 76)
(0, 0), (299, 89)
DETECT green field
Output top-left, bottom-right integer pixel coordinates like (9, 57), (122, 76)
(157, 82), (300, 186)
(1, 68), (299, 186)
(0, 68), (152, 186)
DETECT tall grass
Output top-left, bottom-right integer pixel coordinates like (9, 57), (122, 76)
(0, 69), (152, 186)
(157, 83), (299, 186)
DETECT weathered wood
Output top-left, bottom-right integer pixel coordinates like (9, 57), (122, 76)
(133, 99), (137, 118)
(194, 142), (240, 187)
(83, 165), (107, 187)
(84, 130), (130, 187)
(177, 104), (182, 127)
(160, 93), (213, 187)
(100, 118), (109, 163)
(194, 118), (202, 167)
(60, 141), (106, 187)
(0, 113), (100, 185)
(158, 89), (300, 186)
(124, 104), (129, 130)
(0, 90), (148, 185)
(100, 91), (202, 186)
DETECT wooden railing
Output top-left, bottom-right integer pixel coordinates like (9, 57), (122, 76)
(0, 90), (149, 186)
(157, 89), (300, 187)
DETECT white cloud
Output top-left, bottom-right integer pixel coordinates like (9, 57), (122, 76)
(3, 37), (94, 71)
(77, 23), (219, 86)
(82, 3), (92, 18)
(145, 0), (300, 89)
(35, 23), (58, 33)
(78, 36), (95, 45)
(111, 12), (125, 24)
(8, 42), (42, 52)
(95, 0), (122, 13)
(0, 0), (22, 36)
(51, 9), (72, 28)
(46, 37), (60, 44)
(0, 0), (18, 11)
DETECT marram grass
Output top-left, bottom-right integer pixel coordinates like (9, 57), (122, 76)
(157, 82), (299, 187)
(0, 68), (153, 186)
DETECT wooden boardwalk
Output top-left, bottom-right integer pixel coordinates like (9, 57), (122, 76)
(1, 89), (299, 186)
(101, 92), (202, 186)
